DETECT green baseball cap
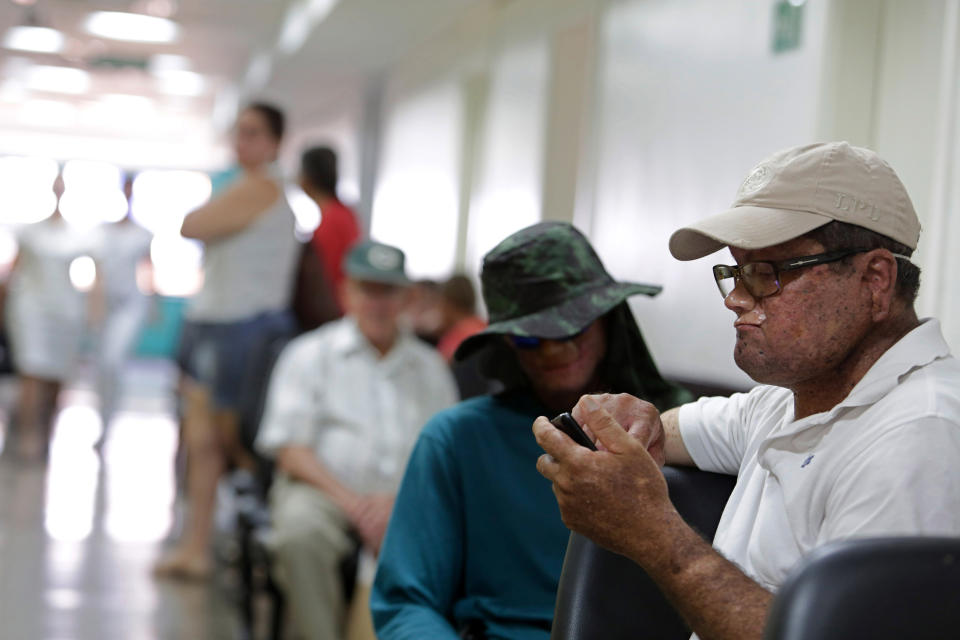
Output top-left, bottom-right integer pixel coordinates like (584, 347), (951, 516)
(455, 221), (661, 360)
(343, 239), (410, 286)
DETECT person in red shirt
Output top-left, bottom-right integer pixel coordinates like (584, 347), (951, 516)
(299, 146), (362, 311)
(436, 274), (486, 362)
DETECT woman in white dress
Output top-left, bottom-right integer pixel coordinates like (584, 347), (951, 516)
(3, 175), (92, 462)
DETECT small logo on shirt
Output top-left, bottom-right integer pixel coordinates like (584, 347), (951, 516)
(801, 454), (815, 468)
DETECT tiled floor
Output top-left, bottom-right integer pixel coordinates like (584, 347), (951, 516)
(0, 361), (244, 640)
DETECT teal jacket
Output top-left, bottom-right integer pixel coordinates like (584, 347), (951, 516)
(372, 391), (568, 640)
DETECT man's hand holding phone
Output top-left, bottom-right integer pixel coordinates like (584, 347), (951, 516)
(571, 393), (666, 466)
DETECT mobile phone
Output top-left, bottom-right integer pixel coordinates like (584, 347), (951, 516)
(550, 412), (597, 451)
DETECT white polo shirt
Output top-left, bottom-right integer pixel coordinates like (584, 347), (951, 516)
(679, 318), (960, 591)
(256, 316), (458, 495)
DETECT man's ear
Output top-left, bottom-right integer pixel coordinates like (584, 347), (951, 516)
(863, 249), (898, 321)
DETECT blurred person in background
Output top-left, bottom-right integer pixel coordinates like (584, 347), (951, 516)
(301, 145), (362, 311)
(2, 173), (93, 463)
(403, 279), (443, 345)
(435, 274), (486, 363)
(256, 240), (457, 640)
(436, 273), (492, 400)
(372, 222), (692, 639)
(290, 146), (363, 332)
(90, 173), (154, 450)
(154, 102), (300, 579)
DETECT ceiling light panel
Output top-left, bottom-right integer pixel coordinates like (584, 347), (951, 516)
(84, 11), (180, 43)
(3, 26), (65, 53)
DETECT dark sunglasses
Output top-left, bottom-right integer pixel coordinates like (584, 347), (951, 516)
(508, 326), (588, 349)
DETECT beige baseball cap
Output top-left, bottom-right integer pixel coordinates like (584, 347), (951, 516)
(668, 141), (921, 261)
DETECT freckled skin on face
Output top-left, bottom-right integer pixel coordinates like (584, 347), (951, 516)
(724, 237), (874, 388)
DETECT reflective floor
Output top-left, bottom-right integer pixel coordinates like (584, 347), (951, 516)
(0, 361), (243, 640)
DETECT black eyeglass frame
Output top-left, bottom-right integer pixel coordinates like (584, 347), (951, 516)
(712, 248), (869, 300)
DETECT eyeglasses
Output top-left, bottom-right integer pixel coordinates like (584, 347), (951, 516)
(712, 249), (867, 300)
(508, 326), (588, 349)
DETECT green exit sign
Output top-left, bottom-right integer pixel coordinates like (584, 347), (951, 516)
(772, 0), (804, 53)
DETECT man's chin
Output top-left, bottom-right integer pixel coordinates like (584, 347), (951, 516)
(735, 356), (792, 387)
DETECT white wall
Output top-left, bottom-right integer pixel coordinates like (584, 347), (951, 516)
(464, 38), (551, 279)
(585, 0), (828, 387)
(370, 80), (463, 280)
(867, 0), (960, 347)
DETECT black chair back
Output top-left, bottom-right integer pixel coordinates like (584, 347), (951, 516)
(551, 466), (737, 640)
(763, 536), (960, 640)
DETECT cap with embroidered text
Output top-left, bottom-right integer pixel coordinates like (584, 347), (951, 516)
(669, 141), (921, 260)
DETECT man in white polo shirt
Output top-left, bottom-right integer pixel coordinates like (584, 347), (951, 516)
(256, 239), (458, 640)
(534, 142), (960, 640)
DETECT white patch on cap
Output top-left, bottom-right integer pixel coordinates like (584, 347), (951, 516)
(738, 164), (773, 197)
(368, 245), (401, 271)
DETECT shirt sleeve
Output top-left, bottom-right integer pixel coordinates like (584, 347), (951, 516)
(254, 336), (320, 457)
(818, 416), (960, 543)
(371, 422), (463, 640)
(678, 390), (763, 475)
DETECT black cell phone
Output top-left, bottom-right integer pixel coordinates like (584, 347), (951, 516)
(550, 412), (597, 451)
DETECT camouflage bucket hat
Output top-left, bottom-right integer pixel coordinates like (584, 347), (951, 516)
(455, 221), (661, 361)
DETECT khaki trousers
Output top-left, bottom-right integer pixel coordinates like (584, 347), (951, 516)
(345, 584), (377, 640)
(270, 477), (355, 640)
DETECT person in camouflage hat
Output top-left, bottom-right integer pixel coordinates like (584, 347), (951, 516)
(457, 221), (661, 345)
(372, 221), (690, 640)
(455, 221), (690, 413)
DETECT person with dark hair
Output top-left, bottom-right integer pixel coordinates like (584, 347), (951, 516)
(435, 274), (486, 363)
(298, 145), (362, 312)
(535, 142), (960, 640)
(155, 102), (299, 579)
(247, 101), (285, 140)
(371, 222), (691, 639)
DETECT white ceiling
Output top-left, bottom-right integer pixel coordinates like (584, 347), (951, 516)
(0, 0), (479, 169)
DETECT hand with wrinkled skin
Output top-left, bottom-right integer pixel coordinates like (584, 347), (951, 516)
(571, 393), (666, 466)
(535, 396), (675, 560)
(534, 396), (772, 640)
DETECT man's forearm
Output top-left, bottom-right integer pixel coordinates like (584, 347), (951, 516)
(277, 446), (357, 512)
(661, 407), (696, 467)
(631, 511), (772, 640)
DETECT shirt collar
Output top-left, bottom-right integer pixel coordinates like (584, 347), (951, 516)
(836, 317), (950, 409)
(759, 318), (951, 454)
(331, 316), (419, 366)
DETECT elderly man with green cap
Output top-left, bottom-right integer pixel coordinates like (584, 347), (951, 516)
(534, 142), (960, 640)
(371, 221), (691, 639)
(256, 239), (458, 640)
